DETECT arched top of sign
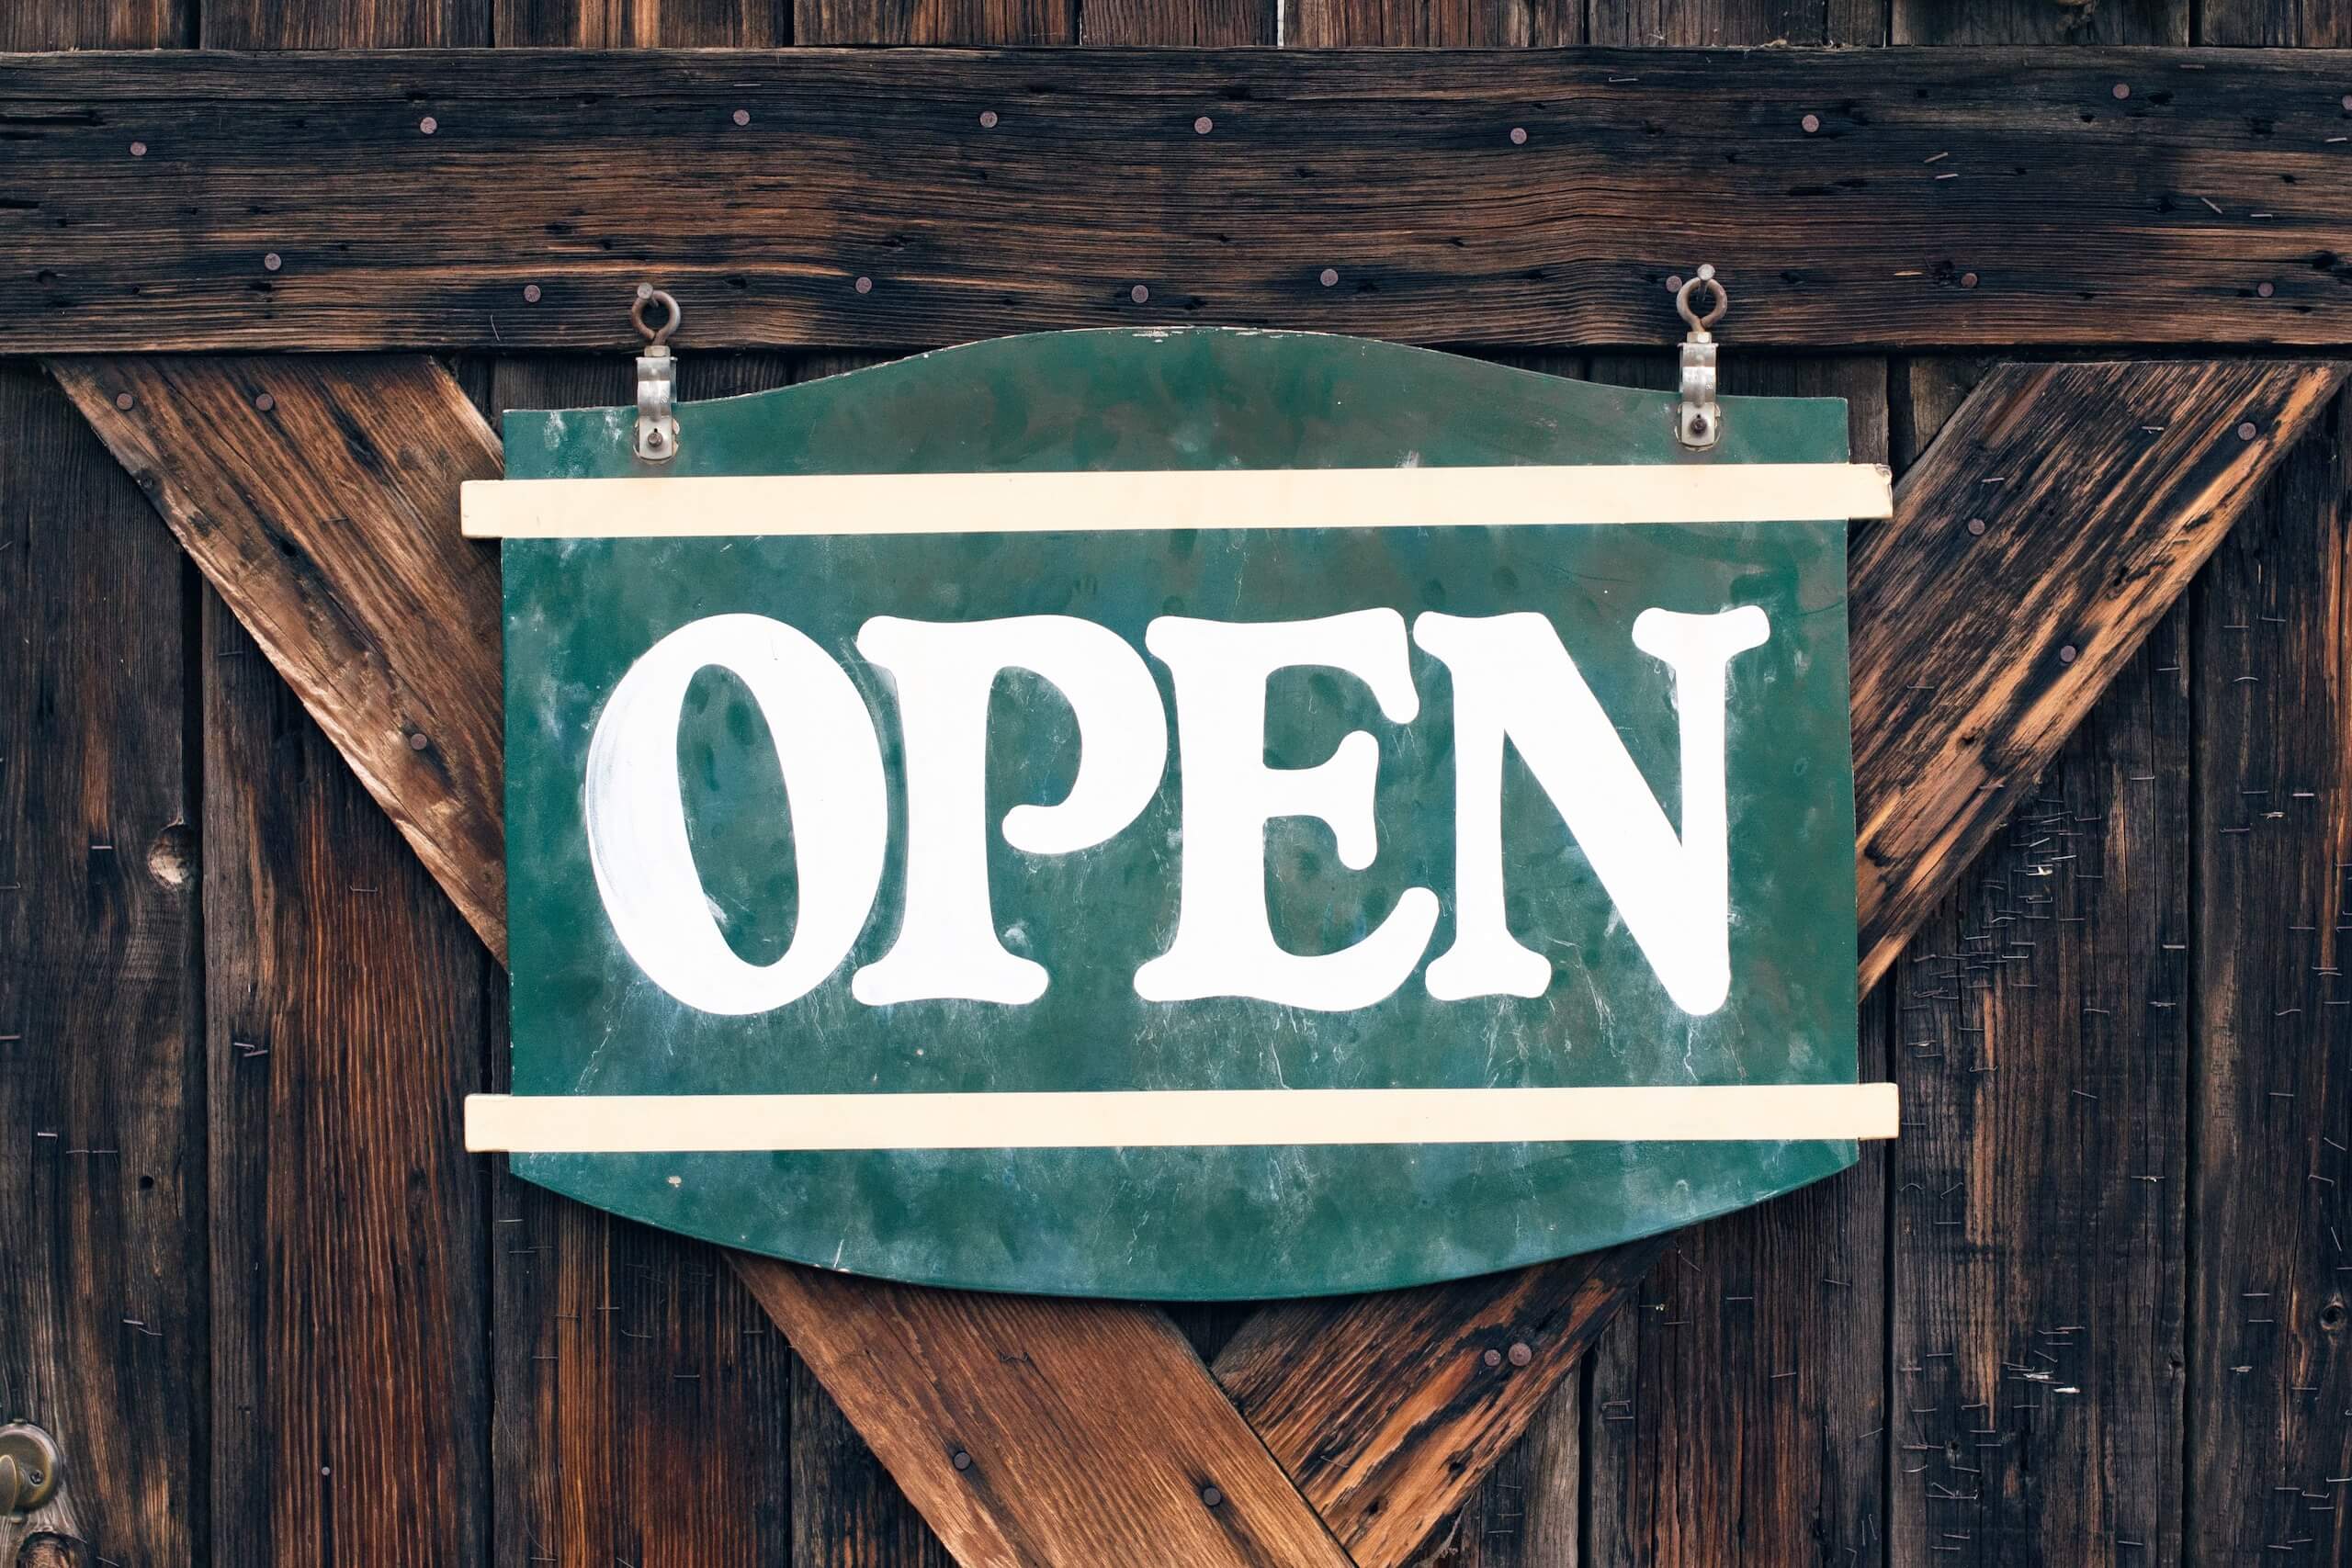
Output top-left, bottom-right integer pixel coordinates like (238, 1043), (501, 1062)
(473, 327), (1891, 1301)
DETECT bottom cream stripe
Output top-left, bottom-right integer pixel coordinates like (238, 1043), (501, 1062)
(466, 1083), (1898, 1153)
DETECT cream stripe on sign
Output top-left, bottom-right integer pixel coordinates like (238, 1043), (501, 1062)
(460, 464), (1893, 540)
(466, 1083), (1898, 1153)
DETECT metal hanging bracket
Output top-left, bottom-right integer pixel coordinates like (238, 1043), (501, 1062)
(1675, 265), (1727, 451)
(0, 1423), (62, 1516)
(632, 285), (682, 464)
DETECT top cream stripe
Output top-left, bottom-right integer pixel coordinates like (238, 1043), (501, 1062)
(460, 464), (1894, 540)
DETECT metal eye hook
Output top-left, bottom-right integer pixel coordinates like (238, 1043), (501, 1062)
(632, 285), (682, 346)
(1675, 264), (1728, 335)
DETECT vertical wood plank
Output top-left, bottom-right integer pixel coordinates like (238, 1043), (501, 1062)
(496, 0), (788, 43)
(201, 0), (492, 45)
(488, 358), (796, 1568)
(203, 593), (495, 1568)
(1588, 0), (1824, 43)
(1288, 0), (1577, 49)
(1888, 356), (2191, 1568)
(2186, 386), (2352, 1563)
(0, 363), (202, 1568)
(185, 6), (497, 1568)
(0, 0), (190, 46)
(1891, 0), (2186, 43)
(3, 7), (198, 1566)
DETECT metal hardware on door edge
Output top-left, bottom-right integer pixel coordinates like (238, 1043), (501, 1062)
(632, 285), (682, 464)
(1676, 265), (1727, 450)
(0, 1423), (62, 1516)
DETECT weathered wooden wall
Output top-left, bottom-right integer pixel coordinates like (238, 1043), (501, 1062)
(1, 2), (2346, 1567)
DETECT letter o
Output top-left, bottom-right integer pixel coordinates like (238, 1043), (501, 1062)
(582, 614), (887, 1015)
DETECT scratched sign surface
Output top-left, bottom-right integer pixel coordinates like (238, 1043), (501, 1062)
(491, 328), (1863, 1300)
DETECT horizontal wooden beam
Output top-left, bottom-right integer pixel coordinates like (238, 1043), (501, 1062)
(6, 48), (2352, 353)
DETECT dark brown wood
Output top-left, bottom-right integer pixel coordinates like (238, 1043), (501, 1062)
(201, 596), (496, 1566)
(1894, 0), (2185, 43)
(49, 346), (2309, 1568)
(496, 0), (787, 44)
(1886, 356), (2191, 1568)
(1582, 355), (1893, 1568)
(49, 355), (509, 961)
(792, 1366), (958, 1568)
(1215, 1240), (1659, 1568)
(6, 48), (2352, 353)
(491, 354), (797, 1568)
(201, 0), (489, 45)
(735, 1258), (1357, 1568)
(0, 0), (187, 47)
(0, 363), (202, 1568)
(2185, 384), (2352, 1563)
(1852, 358), (2346, 995)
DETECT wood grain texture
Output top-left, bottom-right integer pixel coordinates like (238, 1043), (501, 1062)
(0, 364), (201, 1568)
(1582, 354), (1893, 1568)
(488, 358), (794, 1568)
(496, 0), (788, 44)
(1852, 358), (2346, 995)
(735, 1258), (1356, 1568)
(2186, 385), (2352, 1563)
(49, 355), (509, 962)
(1893, 0), (2186, 43)
(1886, 357), (2192, 1568)
(1215, 1241), (1659, 1568)
(201, 592), (496, 1567)
(47, 346), (2305, 1568)
(1889, 601), (2191, 1568)
(6, 48), (2352, 352)
(201, 0), (490, 45)
(0, 0), (188, 47)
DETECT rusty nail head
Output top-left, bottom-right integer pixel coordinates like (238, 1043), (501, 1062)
(130, 140), (147, 157)
(951, 1450), (973, 1472)
(1961, 272), (1979, 289)
(263, 252), (282, 272)
(1802, 113), (1821, 133)
(1194, 116), (1214, 134)
(1482, 1348), (1503, 1368)
(1966, 517), (1986, 536)
(1665, 274), (1684, 292)
(114, 392), (134, 411)
(1201, 1486), (1223, 1508)
(1319, 267), (1339, 288)
(2059, 645), (2077, 664)
(2257, 281), (2275, 298)
(1131, 284), (1150, 303)
(854, 276), (873, 295)
(732, 108), (751, 126)
(1508, 1342), (1533, 1367)
(419, 115), (437, 135)
(2112, 83), (2131, 100)
(979, 110), (999, 128)
(523, 284), (541, 302)
(2238, 421), (2259, 441)
(408, 731), (430, 750)
(1509, 126), (1527, 145)
(255, 393), (275, 412)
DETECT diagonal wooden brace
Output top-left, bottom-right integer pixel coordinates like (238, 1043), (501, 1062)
(48, 352), (2342, 1568)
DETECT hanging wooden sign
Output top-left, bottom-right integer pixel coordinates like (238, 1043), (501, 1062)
(463, 326), (1894, 1299)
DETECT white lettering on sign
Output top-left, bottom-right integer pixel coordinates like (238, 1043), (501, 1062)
(581, 608), (1769, 1017)
(582, 613), (888, 1016)
(853, 615), (1167, 1006)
